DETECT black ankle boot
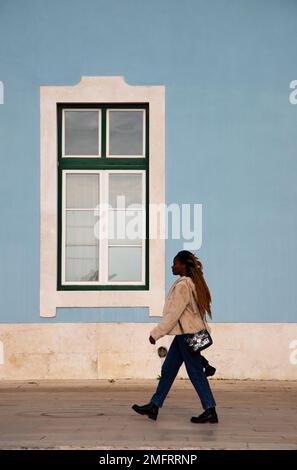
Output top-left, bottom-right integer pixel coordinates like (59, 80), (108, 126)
(191, 407), (218, 423)
(204, 365), (216, 377)
(132, 401), (159, 421)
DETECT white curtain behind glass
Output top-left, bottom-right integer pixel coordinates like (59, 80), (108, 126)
(65, 174), (100, 281)
(108, 173), (144, 282)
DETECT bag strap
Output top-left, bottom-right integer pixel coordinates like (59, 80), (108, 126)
(178, 279), (208, 334)
(187, 281), (209, 330)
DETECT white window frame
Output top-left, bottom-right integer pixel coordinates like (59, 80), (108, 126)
(62, 169), (146, 286)
(106, 108), (146, 158)
(40, 76), (165, 318)
(62, 108), (102, 158)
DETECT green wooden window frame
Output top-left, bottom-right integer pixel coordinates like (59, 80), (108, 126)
(57, 103), (149, 291)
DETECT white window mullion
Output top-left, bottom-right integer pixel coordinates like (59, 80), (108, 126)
(62, 170), (66, 285)
(100, 171), (109, 284)
(97, 170), (102, 284)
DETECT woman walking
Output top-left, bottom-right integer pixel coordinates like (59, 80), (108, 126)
(132, 250), (218, 423)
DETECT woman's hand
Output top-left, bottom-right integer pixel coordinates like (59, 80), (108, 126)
(149, 335), (156, 345)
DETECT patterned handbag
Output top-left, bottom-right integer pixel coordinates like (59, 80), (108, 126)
(178, 319), (213, 353)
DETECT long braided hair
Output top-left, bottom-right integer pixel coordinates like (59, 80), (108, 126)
(175, 250), (212, 319)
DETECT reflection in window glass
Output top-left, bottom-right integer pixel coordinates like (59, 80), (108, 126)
(109, 110), (143, 156)
(65, 211), (99, 282)
(108, 246), (142, 281)
(66, 173), (99, 209)
(65, 111), (99, 156)
(109, 173), (143, 208)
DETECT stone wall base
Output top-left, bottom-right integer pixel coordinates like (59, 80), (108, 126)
(0, 323), (296, 380)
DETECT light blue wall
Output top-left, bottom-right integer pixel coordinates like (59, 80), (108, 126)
(0, 0), (296, 323)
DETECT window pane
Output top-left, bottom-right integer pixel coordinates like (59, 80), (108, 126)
(64, 111), (99, 155)
(66, 173), (99, 209)
(109, 110), (143, 156)
(66, 246), (99, 281)
(108, 246), (142, 281)
(108, 209), (144, 245)
(65, 210), (99, 281)
(109, 173), (143, 208)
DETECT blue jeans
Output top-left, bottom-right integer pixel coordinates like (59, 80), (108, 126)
(151, 334), (216, 410)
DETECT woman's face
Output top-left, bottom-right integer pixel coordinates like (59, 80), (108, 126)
(171, 257), (186, 276)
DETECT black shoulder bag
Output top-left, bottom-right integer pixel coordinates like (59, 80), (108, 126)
(178, 318), (213, 353)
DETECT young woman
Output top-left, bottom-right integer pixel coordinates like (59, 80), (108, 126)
(132, 250), (218, 423)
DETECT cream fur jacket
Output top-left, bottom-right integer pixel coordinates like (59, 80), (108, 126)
(150, 276), (211, 342)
